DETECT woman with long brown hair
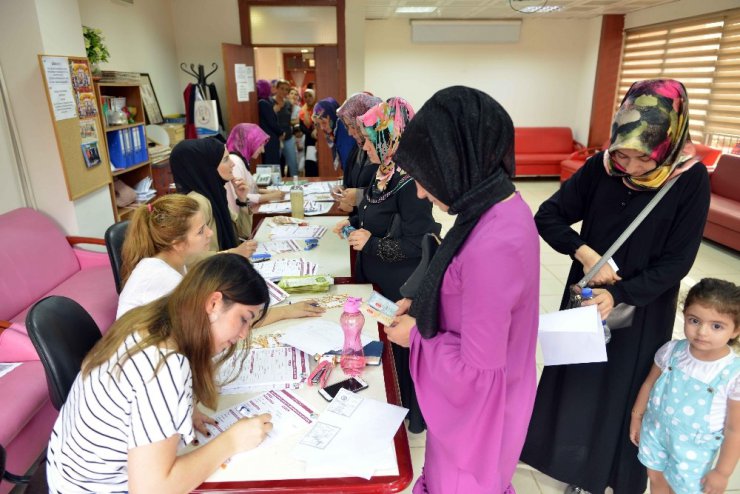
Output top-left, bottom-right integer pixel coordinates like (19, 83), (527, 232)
(46, 254), (274, 494)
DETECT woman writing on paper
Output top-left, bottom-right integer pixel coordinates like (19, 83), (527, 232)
(47, 254), (274, 493)
(521, 79), (711, 494)
(333, 97), (440, 434)
(385, 86), (540, 492)
(117, 195), (324, 322)
(225, 123), (284, 212)
(170, 138), (256, 257)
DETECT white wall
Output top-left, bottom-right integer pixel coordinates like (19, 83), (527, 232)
(170, 0), (241, 129)
(254, 47), (283, 82)
(625, 0), (740, 29)
(0, 0), (114, 235)
(363, 17), (602, 143)
(345, 1), (366, 96)
(0, 71), (26, 213)
(78, 0), (182, 117)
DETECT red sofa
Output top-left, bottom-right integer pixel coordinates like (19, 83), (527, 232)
(514, 127), (584, 176)
(703, 154), (740, 251)
(559, 142), (724, 183)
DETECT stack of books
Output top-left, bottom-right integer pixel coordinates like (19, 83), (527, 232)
(134, 177), (156, 204)
(98, 71), (141, 84)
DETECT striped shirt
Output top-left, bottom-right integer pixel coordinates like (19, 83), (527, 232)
(46, 333), (194, 493)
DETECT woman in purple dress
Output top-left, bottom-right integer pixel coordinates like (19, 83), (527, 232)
(386, 86), (541, 492)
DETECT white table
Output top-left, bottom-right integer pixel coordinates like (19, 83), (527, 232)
(252, 216), (352, 279)
(193, 284), (412, 492)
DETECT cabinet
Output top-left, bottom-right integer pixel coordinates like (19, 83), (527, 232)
(94, 82), (153, 221)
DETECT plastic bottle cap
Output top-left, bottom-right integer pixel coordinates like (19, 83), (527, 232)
(343, 297), (362, 313)
(581, 287), (593, 298)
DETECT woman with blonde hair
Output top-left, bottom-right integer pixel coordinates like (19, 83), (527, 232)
(47, 254), (274, 493)
(118, 194), (212, 318)
(118, 194), (325, 322)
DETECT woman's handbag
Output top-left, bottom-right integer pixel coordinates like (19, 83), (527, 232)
(566, 175), (680, 329)
(400, 233), (441, 299)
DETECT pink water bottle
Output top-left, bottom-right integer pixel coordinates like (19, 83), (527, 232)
(340, 297), (365, 376)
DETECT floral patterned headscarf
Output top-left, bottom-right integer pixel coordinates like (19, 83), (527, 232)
(312, 97), (340, 145)
(359, 97), (415, 188)
(226, 123), (269, 161)
(605, 79), (698, 191)
(337, 93), (383, 145)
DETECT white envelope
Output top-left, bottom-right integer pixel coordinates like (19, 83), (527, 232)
(538, 305), (607, 366)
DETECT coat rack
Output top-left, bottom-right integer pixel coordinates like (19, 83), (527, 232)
(179, 62), (218, 96)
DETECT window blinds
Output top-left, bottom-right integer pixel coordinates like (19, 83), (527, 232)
(617, 9), (740, 145)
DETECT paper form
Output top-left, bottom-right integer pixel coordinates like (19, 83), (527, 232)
(217, 346), (310, 394)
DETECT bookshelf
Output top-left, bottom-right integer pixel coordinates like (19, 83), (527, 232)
(94, 81), (154, 221)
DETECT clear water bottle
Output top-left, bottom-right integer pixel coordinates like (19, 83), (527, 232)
(290, 178), (304, 219)
(340, 297), (365, 376)
(581, 287), (611, 343)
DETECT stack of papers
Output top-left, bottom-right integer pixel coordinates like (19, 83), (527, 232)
(0, 363), (21, 379)
(278, 320), (373, 356)
(269, 225), (327, 240)
(195, 390), (316, 458)
(256, 240), (303, 255)
(253, 258), (319, 280)
(293, 389), (408, 479)
(134, 176), (156, 203)
(258, 202), (332, 216)
(217, 347), (311, 394)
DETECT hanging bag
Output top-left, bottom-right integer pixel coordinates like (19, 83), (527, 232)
(565, 176), (680, 329)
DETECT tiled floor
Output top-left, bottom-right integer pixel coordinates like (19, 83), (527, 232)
(401, 178), (740, 493)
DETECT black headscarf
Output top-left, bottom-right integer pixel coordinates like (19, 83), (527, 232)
(394, 86), (516, 338)
(170, 138), (238, 250)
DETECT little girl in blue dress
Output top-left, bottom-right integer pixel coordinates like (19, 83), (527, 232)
(631, 278), (740, 494)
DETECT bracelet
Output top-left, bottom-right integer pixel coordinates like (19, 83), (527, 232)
(631, 409), (644, 417)
(235, 198), (249, 208)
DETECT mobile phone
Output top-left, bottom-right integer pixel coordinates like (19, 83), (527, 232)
(318, 376), (369, 401)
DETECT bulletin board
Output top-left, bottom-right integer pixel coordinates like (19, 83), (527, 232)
(38, 54), (111, 200)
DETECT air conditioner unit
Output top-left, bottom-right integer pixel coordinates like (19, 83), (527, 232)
(410, 19), (522, 44)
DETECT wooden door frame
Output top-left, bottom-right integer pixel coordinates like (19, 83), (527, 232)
(237, 0), (346, 103)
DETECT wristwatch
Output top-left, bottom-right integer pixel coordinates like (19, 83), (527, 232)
(235, 198), (249, 208)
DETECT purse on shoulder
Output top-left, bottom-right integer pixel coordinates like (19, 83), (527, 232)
(566, 175), (680, 330)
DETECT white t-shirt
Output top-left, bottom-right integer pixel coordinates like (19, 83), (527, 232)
(116, 257), (183, 319)
(655, 339), (740, 431)
(226, 153), (261, 215)
(46, 332), (194, 493)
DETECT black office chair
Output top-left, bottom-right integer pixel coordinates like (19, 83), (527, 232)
(104, 220), (129, 294)
(1, 443), (46, 493)
(26, 296), (102, 410)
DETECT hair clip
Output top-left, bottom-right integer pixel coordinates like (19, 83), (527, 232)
(147, 203), (153, 213)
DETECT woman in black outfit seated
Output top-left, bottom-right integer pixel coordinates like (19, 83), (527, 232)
(333, 97), (440, 433)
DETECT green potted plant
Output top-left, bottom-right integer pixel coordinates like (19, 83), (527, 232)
(82, 26), (110, 74)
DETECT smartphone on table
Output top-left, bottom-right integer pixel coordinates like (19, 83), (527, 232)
(318, 376), (369, 401)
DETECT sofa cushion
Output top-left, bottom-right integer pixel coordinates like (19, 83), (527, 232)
(0, 361), (52, 446)
(711, 154), (740, 201)
(12, 264), (116, 333)
(517, 153), (572, 165)
(515, 127), (575, 154)
(0, 209), (80, 320)
(707, 194), (740, 232)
